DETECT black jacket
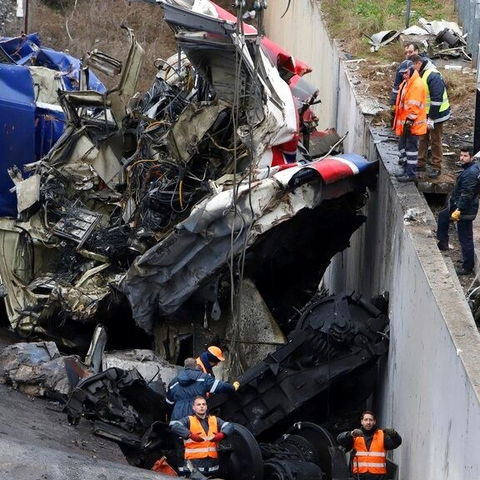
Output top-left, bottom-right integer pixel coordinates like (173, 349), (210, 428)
(417, 59), (450, 123)
(450, 161), (480, 220)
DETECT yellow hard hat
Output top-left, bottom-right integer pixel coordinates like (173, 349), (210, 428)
(207, 346), (225, 361)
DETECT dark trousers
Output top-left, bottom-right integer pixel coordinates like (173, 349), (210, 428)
(398, 133), (419, 178)
(418, 122), (443, 170)
(437, 206), (475, 270)
(353, 474), (386, 480)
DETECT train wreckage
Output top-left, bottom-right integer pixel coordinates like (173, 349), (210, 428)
(0, 0), (394, 479)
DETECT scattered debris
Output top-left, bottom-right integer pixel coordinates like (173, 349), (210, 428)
(0, 342), (74, 397)
(367, 17), (469, 58)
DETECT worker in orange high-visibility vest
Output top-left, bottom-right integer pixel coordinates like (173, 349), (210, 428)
(337, 411), (402, 480)
(170, 395), (233, 477)
(195, 345), (225, 378)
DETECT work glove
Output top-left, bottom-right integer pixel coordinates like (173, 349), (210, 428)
(403, 120), (413, 136)
(450, 209), (461, 222)
(189, 433), (204, 443)
(351, 429), (364, 437)
(233, 381), (240, 391)
(211, 432), (225, 442)
(383, 427), (397, 436)
(427, 118), (435, 130)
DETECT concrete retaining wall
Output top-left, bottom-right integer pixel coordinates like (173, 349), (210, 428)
(265, 1), (480, 478)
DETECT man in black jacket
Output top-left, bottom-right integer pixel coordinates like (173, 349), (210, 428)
(337, 411), (402, 480)
(437, 145), (480, 275)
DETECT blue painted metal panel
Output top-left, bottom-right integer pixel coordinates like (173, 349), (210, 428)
(34, 107), (66, 162)
(0, 33), (106, 92)
(0, 64), (35, 216)
(0, 34), (107, 216)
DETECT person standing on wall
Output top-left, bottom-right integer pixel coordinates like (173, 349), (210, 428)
(393, 59), (427, 183)
(337, 411), (402, 480)
(390, 42), (424, 109)
(411, 54), (451, 179)
(437, 145), (480, 275)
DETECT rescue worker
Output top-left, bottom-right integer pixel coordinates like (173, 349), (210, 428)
(166, 357), (238, 421)
(389, 42), (422, 107)
(196, 345), (225, 377)
(337, 411), (402, 480)
(437, 145), (480, 275)
(411, 54), (451, 178)
(170, 395), (233, 477)
(393, 59), (427, 183)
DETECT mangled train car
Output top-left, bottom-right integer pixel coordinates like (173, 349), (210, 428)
(0, 1), (377, 357)
(0, 2), (387, 478)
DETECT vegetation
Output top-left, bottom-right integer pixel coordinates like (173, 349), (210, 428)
(321, 0), (457, 58)
(21, 0), (236, 91)
(26, 0), (172, 91)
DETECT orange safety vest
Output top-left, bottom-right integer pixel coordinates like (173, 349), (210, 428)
(184, 415), (219, 460)
(394, 70), (427, 137)
(352, 430), (387, 475)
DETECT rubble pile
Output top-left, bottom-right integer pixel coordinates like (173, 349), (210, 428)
(0, 4), (378, 360)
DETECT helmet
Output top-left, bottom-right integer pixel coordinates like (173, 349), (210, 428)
(207, 346), (225, 361)
(398, 60), (414, 73)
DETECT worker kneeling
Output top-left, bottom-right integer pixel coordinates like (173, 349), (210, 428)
(170, 395), (233, 478)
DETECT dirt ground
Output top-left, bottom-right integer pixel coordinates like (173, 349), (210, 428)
(0, 331), (128, 466)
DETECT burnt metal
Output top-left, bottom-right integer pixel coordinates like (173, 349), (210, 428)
(209, 292), (389, 438)
(52, 204), (102, 248)
(64, 367), (168, 434)
(286, 422), (352, 480)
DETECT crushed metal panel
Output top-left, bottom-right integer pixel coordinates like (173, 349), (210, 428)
(88, 136), (124, 188)
(160, 1), (236, 36)
(116, 26), (145, 98)
(64, 367), (168, 431)
(120, 158), (374, 331)
(169, 101), (228, 162)
(177, 33), (256, 104)
(45, 126), (97, 167)
(28, 66), (65, 105)
(0, 218), (58, 333)
(83, 49), (123, 77)
(177, 31), (297, 163)
(14, 174), (41, 213)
